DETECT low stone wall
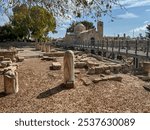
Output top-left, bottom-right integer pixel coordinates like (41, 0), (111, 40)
(0, 51), (17, 61)
(0, 42), (34, 48)
(44, 52), (65, 57)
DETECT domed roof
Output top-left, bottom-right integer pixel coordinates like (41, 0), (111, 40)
(74, 23), (86, 33)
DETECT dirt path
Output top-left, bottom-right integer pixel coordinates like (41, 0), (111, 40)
(0, 57), (150, 113)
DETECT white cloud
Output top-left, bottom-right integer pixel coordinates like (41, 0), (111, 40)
(117, 12), (138, 19)
(144, 21), (149, 24)
(120, 0), (150, 8)
(145, 9), (150, 12)
(129, 23), (150, 36)
(132, 25), (147, 33)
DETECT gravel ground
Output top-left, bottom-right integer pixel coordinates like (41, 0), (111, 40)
(0, 58), (150, 113)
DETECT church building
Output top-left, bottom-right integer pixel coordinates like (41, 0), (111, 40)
(64, 21), (103, 45)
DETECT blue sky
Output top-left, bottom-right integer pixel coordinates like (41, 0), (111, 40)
(1, 0), (150, 38)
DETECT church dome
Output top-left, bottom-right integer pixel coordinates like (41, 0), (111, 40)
(74, 23), (86, 33)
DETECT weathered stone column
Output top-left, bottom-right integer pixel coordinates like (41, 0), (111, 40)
(4, 69), (19, 94)
(42, 44), (46, 52)
(63, 50), (75, 88)
(46, 45), (50, 53)
(143, 62), (150, 77)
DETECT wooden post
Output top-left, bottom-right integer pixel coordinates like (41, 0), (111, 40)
(63, 50), (75, 88)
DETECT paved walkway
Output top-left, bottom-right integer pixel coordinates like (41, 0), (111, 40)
(17, 48), (44, 58)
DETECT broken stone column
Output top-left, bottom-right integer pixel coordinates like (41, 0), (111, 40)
(143, 62), (150, 77)
(4, 68), (19, 94)
(42, 44), (46, 52)
(63, 50), (75, 88)
(46, 45), (50, 53)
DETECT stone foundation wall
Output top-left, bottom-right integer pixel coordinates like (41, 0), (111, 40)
(0, 51), (17, 61)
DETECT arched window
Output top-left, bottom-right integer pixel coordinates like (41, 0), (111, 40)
(91, 37), (95, 45)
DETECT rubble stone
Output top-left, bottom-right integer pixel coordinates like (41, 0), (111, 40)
(87, 67), (95, 75)
(0, 56), (4, 61)
(50, 62), (61, 70)
(75, 62), (87, 68)
(81, 77), (92, 86)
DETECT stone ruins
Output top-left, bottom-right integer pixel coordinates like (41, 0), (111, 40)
(1, 37), (150, 96)
(0, 47), (24, 95)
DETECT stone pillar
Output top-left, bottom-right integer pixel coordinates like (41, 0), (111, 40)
(4, 70), (19, 94)
(42, 44), (46, 52)
(63, 50), (75, 88)
(143, 62), (150, 77)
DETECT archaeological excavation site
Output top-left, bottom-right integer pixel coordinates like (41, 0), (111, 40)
(0, 41), (150, 113)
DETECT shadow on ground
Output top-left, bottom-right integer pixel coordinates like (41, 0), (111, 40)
(0, 92), (7, 98)
(37, 83), (69, 99)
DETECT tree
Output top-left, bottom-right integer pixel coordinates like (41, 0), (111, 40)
(11, 4), (56, 41)
(29, 6), (56, 40)
(0, 0), (121, 21)
(80, 20), (94, 30)
(11, 4), (30, 40)
(146, 24), (150, 39)
(0, 24), (17, 41)
(67, 20), (94, 33)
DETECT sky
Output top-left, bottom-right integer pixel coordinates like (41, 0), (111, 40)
(1, 0), (150, 38)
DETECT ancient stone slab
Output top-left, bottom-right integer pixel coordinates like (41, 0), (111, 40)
(41, 56), (57, 61)
(3, 58), (11, 61)
(50, 62), (61, 70)
(75, 70), (80, 74)
(93, 75), (122, 83)
(75, 62), (87, 68)
(80, 58), (88, 62)
(87, 60), (99, 68)
(1, 61), (12, 68)
(81, 77), (92, 86)
(17, 56), (24, 62)
(44, 52), (64, 57)
(64, 50), (75, 88)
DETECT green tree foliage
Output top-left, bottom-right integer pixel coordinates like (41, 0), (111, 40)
(146, 24), (150, 39)
(10, 4), (56, 40)
(67, 20), (94, 33)
(0, 24), (17, 42)
(29, 6), (56, 39)
(11, 4), (30, 40)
